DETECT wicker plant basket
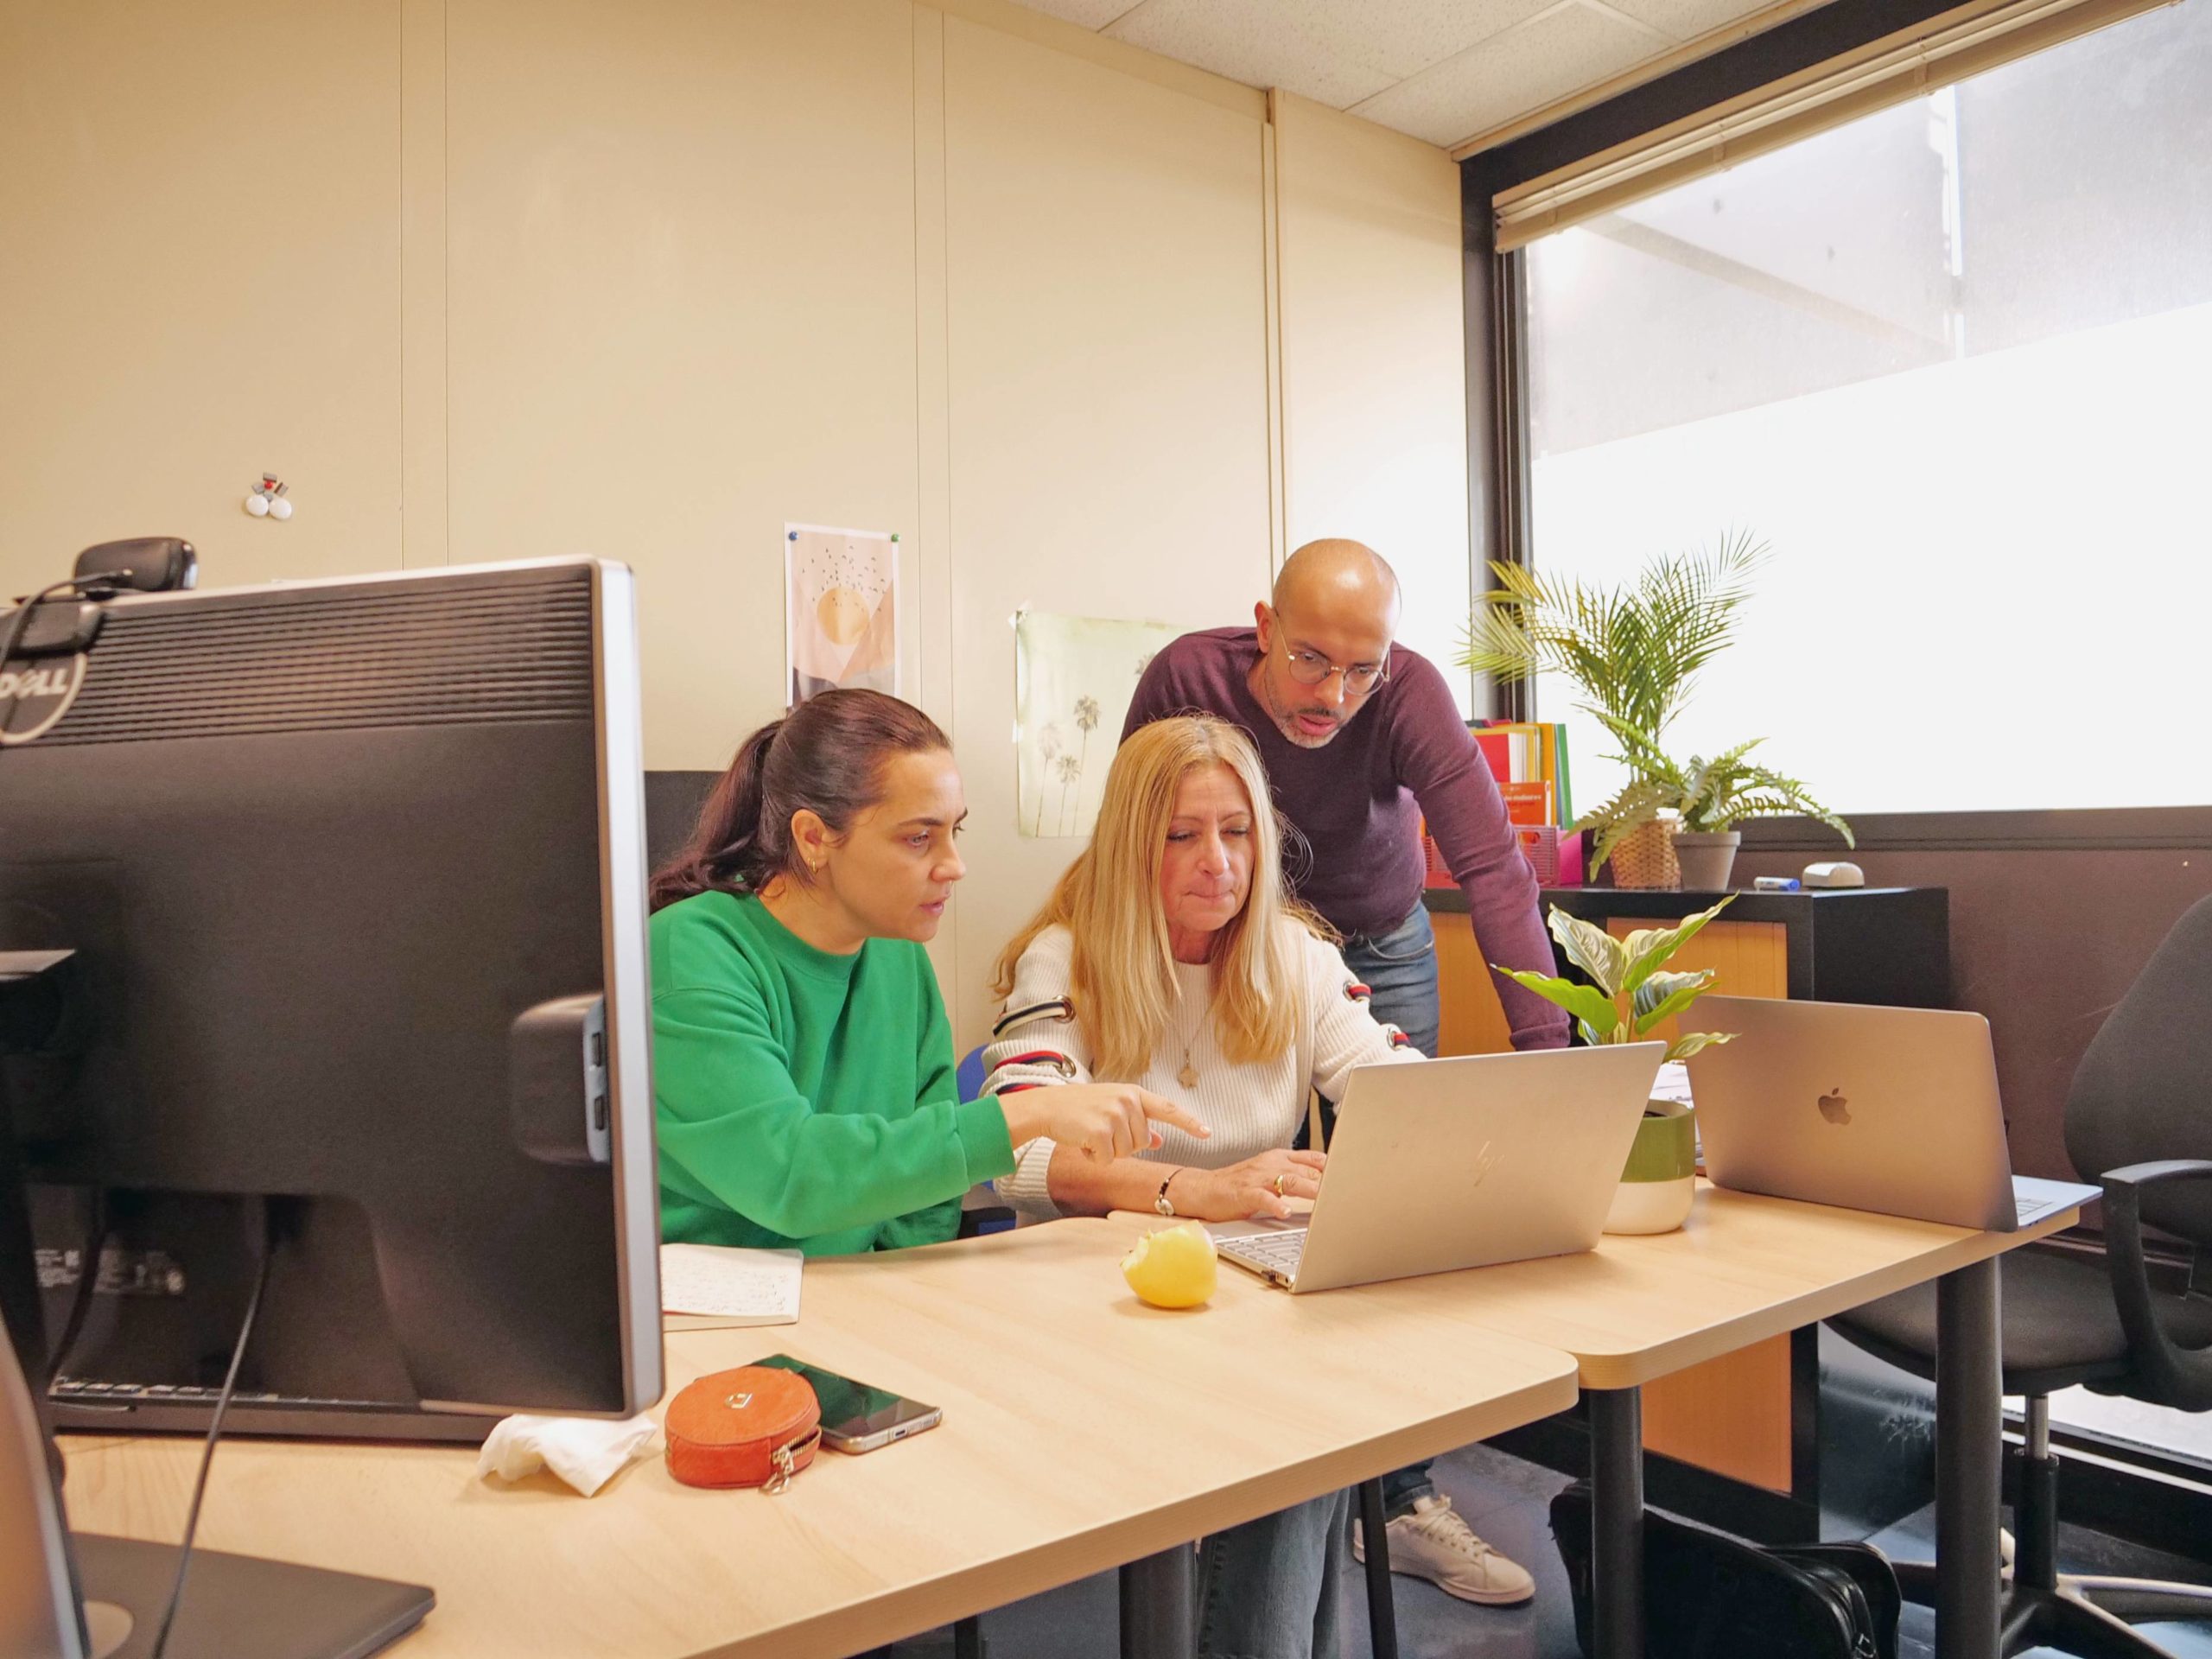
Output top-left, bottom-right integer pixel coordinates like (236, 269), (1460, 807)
(1610, 818), (1681, 890)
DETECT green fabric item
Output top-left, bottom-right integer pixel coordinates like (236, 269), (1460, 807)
(651, 889), (1014, 1256)
(1620, 1103), (1698, 1184)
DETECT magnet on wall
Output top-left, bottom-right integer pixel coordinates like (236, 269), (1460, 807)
(245, 476), (292, 519)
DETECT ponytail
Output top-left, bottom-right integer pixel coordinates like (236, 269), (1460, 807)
(650, 690), (949, 912)
(649, 719), (783, 911)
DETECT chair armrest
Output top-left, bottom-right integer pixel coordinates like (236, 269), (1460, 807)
(2102, 1159), (2212, 1196)
(2098, 1160), (2212, 1412)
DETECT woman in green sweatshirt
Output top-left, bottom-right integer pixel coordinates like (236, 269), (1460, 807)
(649, 689), (1201, 1255)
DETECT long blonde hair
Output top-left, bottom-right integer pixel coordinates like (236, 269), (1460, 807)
(993, 715), (1324, 1080)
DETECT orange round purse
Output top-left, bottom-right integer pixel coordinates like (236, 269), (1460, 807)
(664, 1364), (822, 1494)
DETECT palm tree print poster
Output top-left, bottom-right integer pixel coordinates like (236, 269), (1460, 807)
(1014, 609), (1174, 838)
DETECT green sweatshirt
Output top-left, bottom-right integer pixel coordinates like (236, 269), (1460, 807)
(651, 889), (1014, 1255)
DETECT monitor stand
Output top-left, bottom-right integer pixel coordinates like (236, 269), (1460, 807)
(70, 1534), (433, 1659)
(3, 1328), (435, 1659)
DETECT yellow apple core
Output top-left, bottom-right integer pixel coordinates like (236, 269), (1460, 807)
(1120, 1221), (1217, 1309)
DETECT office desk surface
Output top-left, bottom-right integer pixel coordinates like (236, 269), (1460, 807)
(57, 1217), (1576, 1659)
(1427, 1180), (2080, 1389)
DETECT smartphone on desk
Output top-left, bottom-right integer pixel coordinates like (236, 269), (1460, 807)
(754, 1354), (943, 1453)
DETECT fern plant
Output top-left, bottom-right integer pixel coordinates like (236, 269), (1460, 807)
(1599, 718), (1853, 845)
(1491, 897), (1738, 1063)
(1459, 533), (1850, 874)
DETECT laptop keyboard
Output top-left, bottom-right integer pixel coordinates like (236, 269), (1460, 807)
(1217, 1229), (1309, 1278)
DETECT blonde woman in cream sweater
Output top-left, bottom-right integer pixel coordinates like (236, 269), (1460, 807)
(982, 730), (1412, 1219)
(982, 714), (1414, 1659)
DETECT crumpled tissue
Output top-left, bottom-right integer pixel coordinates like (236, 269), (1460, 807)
(476, 1412), (658, 1497)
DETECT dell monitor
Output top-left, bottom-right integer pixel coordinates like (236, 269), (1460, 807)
(0, 555), (663, 1654)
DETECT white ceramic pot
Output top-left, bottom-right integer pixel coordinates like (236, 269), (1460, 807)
(1602, 1098), (1698, 1235)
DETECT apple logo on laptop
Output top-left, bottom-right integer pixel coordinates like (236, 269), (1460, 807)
(1817, 1088), (1852, 1125)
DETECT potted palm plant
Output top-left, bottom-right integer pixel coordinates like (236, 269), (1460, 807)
(1459, 533), (1852, 889)
(1492, 897), (1737, 1233)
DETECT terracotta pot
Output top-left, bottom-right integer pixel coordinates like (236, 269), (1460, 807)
(1672, 830), (1741, 891)
(1610, 818), (1680, 889)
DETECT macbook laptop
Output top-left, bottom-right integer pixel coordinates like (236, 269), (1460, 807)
(1211, 1043), (1665, 1294)
(1686, 998), (2098, 1231)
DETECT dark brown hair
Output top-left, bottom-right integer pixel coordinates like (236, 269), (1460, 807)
(650, 689), (950, 912)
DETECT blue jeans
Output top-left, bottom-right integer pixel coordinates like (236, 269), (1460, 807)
(1341, 901), (1442, 1057)
(1340, 902), (1442, 1521)
(1195, 1488), (1351, 1659)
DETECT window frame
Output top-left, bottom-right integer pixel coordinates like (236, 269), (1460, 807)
(1455, 0), (2212, 1546)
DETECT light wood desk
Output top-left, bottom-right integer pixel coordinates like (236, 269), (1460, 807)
(58, 1216), (1577, 1659)
(1424, 1181), (2082, 1659)
(1433, 885), (1954, 1501)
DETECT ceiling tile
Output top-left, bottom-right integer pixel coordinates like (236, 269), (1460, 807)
(1108, 0), (1569, 83)
(1595, 0), (1781, 42)
(1351, 0), (1663, 146)
(1010, 0), (1146, 27)
(1103, 0), (1401, 107)
(1305, 0), (1571, 79)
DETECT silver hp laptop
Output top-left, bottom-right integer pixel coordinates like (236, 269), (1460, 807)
(1687, 998), (2098, 1231)
(1212, 1043), (1665, 1294)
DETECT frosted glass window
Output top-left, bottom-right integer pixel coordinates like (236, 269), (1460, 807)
(1523, 0), (2212, 816)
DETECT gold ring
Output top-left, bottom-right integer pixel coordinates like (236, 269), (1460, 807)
(1274, 1173), (1287, 1198)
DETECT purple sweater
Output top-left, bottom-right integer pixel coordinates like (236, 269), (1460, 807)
(1123, 627), (1569, 1052)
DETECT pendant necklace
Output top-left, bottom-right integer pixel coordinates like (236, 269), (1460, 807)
(1177, 990), (1201, 1089)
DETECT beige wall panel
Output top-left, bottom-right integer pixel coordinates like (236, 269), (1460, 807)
(940, 17), (1272, 1048)
(1274, 93), (1472, 707)
(443, 0), (921, 771)
(0, 1), (402, 595)
(400, 0), (450, 568)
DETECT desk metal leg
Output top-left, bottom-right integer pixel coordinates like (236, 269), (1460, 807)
(1120, 1547), (1193, 1659)
(1936, 1258), (2002, 1659)
(1589, 1386), (1645, 1659)
(1357, 1479), (1401, 1659)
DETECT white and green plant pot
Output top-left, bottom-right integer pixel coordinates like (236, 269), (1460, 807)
(1603, 1098), (1698, 1235)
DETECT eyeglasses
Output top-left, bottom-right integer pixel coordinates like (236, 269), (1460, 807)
(1279, 642), (1389, 695)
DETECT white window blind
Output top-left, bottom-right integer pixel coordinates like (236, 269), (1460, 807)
(1494, 0), (2177, 251)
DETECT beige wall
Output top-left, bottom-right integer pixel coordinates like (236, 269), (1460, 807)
(1274, 92), (1474, 713)
(938, 13), (1274, 1046)
(0, 0), (1466, 1043)
(442, 0), (926, 774)
(0, 1), (404, 585)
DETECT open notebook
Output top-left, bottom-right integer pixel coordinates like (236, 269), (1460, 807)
(659, 1243), (803, 1332)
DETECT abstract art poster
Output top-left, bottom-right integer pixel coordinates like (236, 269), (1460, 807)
(1014, 609), (1174, 839)
(786, 524), (899, 705)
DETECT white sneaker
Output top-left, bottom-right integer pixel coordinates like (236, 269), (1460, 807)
(1352, 1494), (1536, 1606)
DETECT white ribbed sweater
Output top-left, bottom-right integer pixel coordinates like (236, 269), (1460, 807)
(981, 921), (1420, 1221)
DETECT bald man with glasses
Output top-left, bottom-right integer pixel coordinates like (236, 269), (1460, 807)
(1122, 537), (1567, 1607)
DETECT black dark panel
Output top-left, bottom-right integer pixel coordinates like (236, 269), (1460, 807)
(645, 770), (719, 874)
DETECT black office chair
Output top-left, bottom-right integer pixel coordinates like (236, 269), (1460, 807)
(1828, 892), (2212, 1658)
